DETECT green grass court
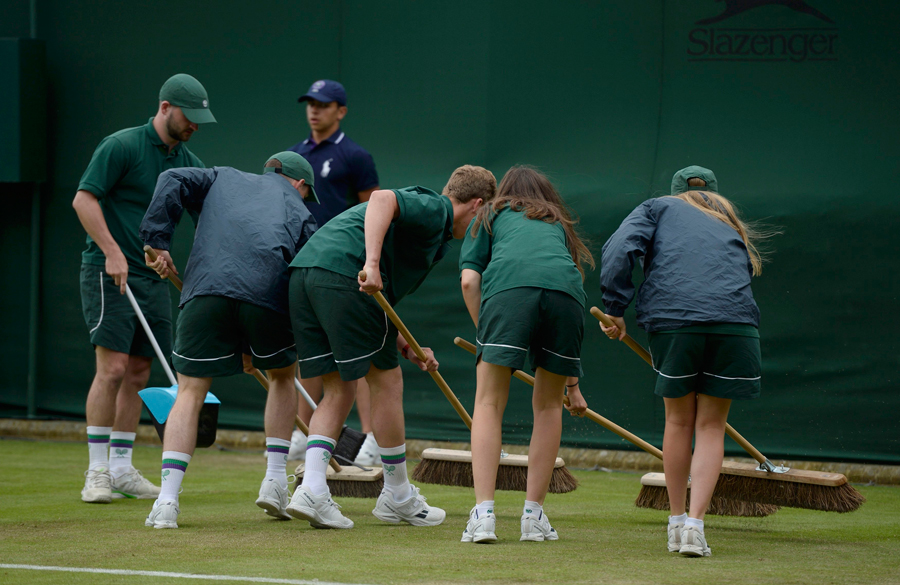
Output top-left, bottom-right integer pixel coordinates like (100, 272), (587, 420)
(1, 439), (898, 585)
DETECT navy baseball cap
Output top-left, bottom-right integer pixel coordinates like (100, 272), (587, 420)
(298, 80), (347, 106)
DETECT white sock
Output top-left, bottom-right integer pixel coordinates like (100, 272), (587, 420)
(669, 513), (687, 526)
(86, 426), (111, 470)
(475, 500), (495, 518)
(108, 431), (136, 478)
(379, 444), (413, 502)
(265, 437), (291, 489)
(302, 435), (335, 496)
(523, 500), (542, 517)
(159, 451), (191, 502)
(685, 517), (704, 532)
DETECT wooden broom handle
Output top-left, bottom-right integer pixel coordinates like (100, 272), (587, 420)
(589, 306), (768, 465)
(453, 337), (663, 460)
(144, 245), (184, 291)
(248, 367), (342, 472)
(359, 270), (473, 429)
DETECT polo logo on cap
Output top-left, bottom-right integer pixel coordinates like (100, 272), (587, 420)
(202, 99), (208, 108)
(312, 80), (325, 92)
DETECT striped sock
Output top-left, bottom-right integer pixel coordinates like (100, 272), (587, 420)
(86, 426), (111, 470)
(159, 451), (191, 502)
(302, 435), (335, 496)
(265, 437), (291, 489)
(380, 444), (413, 502)
(109, 431), (136, 478)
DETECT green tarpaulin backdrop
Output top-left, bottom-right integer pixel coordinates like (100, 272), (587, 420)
(1, 1), (897, 463)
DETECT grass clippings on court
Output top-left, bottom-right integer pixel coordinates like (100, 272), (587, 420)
(0, 438), (898, 585)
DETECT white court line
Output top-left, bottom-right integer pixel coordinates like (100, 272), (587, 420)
(0, 564), (373, 585)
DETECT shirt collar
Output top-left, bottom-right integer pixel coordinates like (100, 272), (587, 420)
(146, 117), (180, 156)
(306, 130), (346, 147)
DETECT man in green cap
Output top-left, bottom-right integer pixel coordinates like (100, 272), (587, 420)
(139, 152), (318, 529)
(72, 73), (215, 504)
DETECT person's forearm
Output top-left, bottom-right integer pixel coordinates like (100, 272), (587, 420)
(363, 190), (399, 269)
(460, 269), (482, 327)
(72, 190), (122, 259)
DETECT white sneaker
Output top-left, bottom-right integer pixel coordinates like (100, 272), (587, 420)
(286, 485), (353, 529)
(520, 510), (558, 542)
(680, 526), (711, 557)
(354, 433), (380, 466)
(667, 521), (684, 552)
(461, 507), (497, 543)
(256, 478), (291, 520)
(111, 467), (160, 499)
(288, 429), (307, 461)
(372, 485), (446, 526)
(145, 499), (179, 529)
(82, 466), (112, 503)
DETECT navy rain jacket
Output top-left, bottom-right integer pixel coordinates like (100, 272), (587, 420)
(140, 167), (318, 315)
(600, 196), (759, 332)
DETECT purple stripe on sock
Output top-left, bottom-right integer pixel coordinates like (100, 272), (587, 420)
(109, 441), (133, 449)
(381, 455), (406, 465)
(162, 462), (187, 472)
(88, 438), (110, 444)
(307, 440), (334, 453)
(268, 445), (290, 454)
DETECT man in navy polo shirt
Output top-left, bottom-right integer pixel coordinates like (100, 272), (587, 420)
(288, 80), (380, 465)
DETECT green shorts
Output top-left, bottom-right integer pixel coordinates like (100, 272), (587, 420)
(172, 296), (296, 378)
(289, 267), (400, 381)
(80, 264), (172, 358)
(475, 287), (584, 378)
(648, 328), (761, 400)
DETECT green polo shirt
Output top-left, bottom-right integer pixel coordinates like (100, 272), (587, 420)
(78, 118), (204, 278)
(290, 186), (454, 305)
(460, 206), (587, 306)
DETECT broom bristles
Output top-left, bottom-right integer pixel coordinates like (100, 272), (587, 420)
(714, 474), (866, 513)
(328, 477), (384, 499)
(411, 458), (578, 493)
(635, 484), (779, 517)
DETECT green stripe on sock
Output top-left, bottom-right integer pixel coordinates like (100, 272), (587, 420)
(87, 434), (110, 440)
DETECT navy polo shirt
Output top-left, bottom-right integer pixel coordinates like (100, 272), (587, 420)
(288, 131), (379, 226)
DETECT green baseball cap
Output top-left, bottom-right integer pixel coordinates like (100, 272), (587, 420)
(264, 151), (319, 203)
(159, 73), (216, 124)
(671, 165), (718, 194)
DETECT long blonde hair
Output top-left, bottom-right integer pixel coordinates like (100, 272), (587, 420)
(470, 165), (594, 279)
(671, 177), (770, 276)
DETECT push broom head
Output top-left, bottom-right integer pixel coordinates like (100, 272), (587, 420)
(637, 473), (779, 517)
(294, 462), (384, 499)
(412, 448), (579, 494)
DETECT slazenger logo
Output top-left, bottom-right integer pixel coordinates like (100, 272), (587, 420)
(688, 1), (838, 63)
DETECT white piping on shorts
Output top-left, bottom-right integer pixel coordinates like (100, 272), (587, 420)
(475, 338), (527, 352)
(334, 312), (388, 364)
(298, 351), (334, 362)
(89, 272), (105, 334)
(172, 350), (235, 362)
(653, 369), (699, 379)
(542, 347), (580, 361)
(249, 343), (296, 359)
(703, 372), (761, 381)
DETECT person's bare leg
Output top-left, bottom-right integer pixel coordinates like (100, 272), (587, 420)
(471, 361), (511, 504)
(356, 377), (373, 433)
(662, 394), (697, 516)
(113, 355), (152, 432)
(365, 365), (405, 449)
(307, 371), (356, 439)
(265, 364), (299, 440)
(85, 346), (130, 428)
(297, 374), (324, 426)
(525, 367), (565, 505)
(162, 375), (211, 456)
(687, 394), (731, 520)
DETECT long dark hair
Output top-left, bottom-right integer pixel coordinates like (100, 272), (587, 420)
(469, 165), (594, 278)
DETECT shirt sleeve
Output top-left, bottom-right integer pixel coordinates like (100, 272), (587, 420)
(459, 217), (491, 275)
(393, 188), (448, 238)
(350, 149), (379, 192)
(140, 168), (217, 250)
(77, 136), (130, 199)
(600, 200), (658, 316)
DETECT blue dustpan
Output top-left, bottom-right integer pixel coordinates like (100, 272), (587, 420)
(139, 385), (222, 448)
